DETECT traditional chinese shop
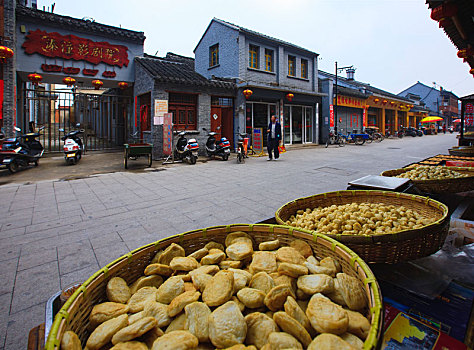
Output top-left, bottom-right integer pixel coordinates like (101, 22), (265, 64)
(13, 6), (145, 152)
(333, 93), (368, 134)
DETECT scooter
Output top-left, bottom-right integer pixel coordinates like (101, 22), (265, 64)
(203, 128), (230, 161)
(236, 133), (248, 163)
(175, 131), (199, 164)
(59, 124), (84, 165)
(0, 126), (44, 173)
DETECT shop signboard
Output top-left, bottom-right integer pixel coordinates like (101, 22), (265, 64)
(363, 108), (367, 127)
(334, 95), (367, 109)
(163, 113), (173, 156)
(22, 29), (129, 67)
(329, 105), (334, 127)
(154, 99), (168, 118)
(465, 103), (473, 126)
(252, 128), (263, 154)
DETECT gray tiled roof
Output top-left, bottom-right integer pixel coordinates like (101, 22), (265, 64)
(213, 18), (318, 56)
(136, 56), (236, 89)
(16, 5), (145, 43)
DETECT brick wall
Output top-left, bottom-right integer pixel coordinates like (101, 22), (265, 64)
(2, 0), (15, 137)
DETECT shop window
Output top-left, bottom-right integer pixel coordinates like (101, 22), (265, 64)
(301, 59), (308, 79)
(209, 44), (219, 67)
(169, 93), (198, 130)
(249, 45), (259, 69)
(211, 96), (233, 107)
(288, 55), (296, 76)
(265, 49), (274, 72)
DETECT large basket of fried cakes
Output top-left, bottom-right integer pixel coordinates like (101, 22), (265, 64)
(276, 191), (449, 264)
(46, 224), (383, 350)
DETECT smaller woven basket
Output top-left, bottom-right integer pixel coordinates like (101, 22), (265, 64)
(45, 224), (383, 350)
(275, 191), (449, 264)
(381, 167), (474, 193)
(449, 148), (474, 157)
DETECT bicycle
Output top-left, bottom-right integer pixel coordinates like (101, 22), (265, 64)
(365, 127), (384, 142)
(325, 129), (346, 147)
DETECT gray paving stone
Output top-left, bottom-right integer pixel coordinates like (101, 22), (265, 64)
(0, 293), (12, 350)
(0, 258), (17, 296)
(88, 231), (124, 250)
(18, 247), (57, 272)
(10, 261), (59, 314)
(58, 240), (97, 275)
(4, 302), (44, 350)
(60, 263), (100, 290)
(93, 242), (130, 268)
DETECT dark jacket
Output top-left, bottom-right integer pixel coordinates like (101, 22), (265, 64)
(267, 122), (282, 141)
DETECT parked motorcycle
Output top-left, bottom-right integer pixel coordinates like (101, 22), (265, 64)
(175, 131), (199, 164)
(236, 133), (248, 163)
(0, 126), (44, 173)
(448, 126), (454, 134)
(203, 128), (230, 161)
(59, 123), (84, 165)
(405, 127), (418, 137)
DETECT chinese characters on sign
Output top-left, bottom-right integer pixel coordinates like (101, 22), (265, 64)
(335, 95), (366, 109)
(329, 105), (334, 128)
(154, 100), (169, 119)
(252, 128), (263, 154)
(363, 108), (367, 127)
(22, 29), (129, 67)
(163, 113), (173, 156)
(465, 103), (473, 126)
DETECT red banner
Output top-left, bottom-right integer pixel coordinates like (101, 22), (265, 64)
(22, 29), (129, 68)
(163, 113), (173, 156)
(363, 108), (367, 127)
(329, 105), (334, 127)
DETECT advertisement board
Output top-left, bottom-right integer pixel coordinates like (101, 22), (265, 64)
(252, 128), (263, 154)
(329, 105), (334, 128)
(163, 113), (173, 156)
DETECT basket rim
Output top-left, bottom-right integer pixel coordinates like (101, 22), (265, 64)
(380, 166), (474, 184)
(274, 190), (449, 243)
(45, 223), (383, 350)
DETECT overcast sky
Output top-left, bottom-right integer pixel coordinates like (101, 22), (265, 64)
(36, 0), (472, 97)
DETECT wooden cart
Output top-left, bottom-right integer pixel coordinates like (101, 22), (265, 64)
(124, 143), (153, 169)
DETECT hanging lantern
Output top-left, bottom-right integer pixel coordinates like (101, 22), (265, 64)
(0, 46), (14, 60)
(457, 48), (474, 62)
(27, 73), (43, 85)
(118, 81), (129, 90)
(470, 68), (474, 76)
(430, 3), (457, 22)
(92, 79), (104, 90)
(243, 89), (253, 99)
(62, 76), (76, 87)
(438, 17), (452, 28)
(374, 98), (380, 102)
(286, 93), (294, 102)
(383, 100), (388, 104)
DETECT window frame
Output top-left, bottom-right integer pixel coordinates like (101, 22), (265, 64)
(301, 58), (308, 79)
(288, 55), (296, 77)
(249, 44), (260, 69)
(168, 93), (198, 130)
(264, 49), (274, 72)
(209, 44), (219, 68)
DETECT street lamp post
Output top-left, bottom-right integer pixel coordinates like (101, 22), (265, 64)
(334, 62), (354, 134)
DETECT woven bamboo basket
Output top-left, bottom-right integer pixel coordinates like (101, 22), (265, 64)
(449, 148), (474, 157)
(45, 224), (383, 350)
(381, 167), (474, 193)
(275, 191), (449, 264)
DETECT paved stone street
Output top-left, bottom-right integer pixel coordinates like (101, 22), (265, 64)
(0, 133), (457, 349)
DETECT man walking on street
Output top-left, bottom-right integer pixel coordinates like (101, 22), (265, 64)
(267, 115), (282, 161)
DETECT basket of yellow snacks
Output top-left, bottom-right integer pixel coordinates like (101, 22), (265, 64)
(381, 165), (474, 193)
(46, 224), (383, 350)
(275, 190), (449, 264)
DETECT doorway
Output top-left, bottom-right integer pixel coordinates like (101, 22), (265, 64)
(283, 105), (313, 144)
(245, 102), (276, 147)
(211, 97), (234, 145)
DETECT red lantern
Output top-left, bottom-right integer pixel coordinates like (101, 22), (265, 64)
(374, 98), (380, 102)
(243, 89), (253, 99)
(62, 77), (76, 87)
(470, 68), (474, 76)
(27, 73), (43, 85)
(457, 48), (474, 62)
(118, 81), (129, 90)
(430, 3), (457, 21)
(0, 46), (14, 60)
(286, 93), (294, 102)
(92, 79), (104, 90)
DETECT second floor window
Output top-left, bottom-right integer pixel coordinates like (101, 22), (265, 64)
(209, 44), (219, 67)
(249, 45), (259, 69)
(301, 59), (308, 79)
(265, 49), (274, 72)
(288, 55), (296, 76)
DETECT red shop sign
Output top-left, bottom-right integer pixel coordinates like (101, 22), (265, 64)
(22, 29), (129, 68)
(329, 104), (334, 127)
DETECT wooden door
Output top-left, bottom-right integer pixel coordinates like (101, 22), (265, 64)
(210, 107), (222, 140)
(221, 107), (233, 146)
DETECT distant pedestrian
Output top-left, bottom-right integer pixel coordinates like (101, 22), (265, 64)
(442, 124), (446, 134)
(267, 115), (282, 161)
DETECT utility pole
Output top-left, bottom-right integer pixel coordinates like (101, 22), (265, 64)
(334, 62), (354, 135)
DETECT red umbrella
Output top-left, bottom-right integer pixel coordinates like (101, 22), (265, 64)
(453, 119), (461, 123)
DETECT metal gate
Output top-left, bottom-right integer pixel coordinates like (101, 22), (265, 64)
(19, 87), (132, 152)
